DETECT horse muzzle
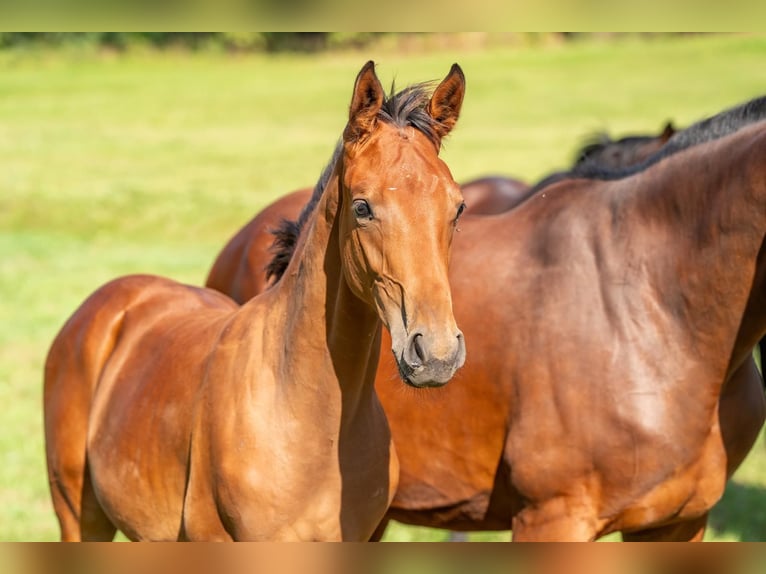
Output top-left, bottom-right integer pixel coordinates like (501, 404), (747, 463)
(395, 329), (466, 388)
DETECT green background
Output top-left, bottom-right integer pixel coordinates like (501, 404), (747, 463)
(1, 33), (765, 541)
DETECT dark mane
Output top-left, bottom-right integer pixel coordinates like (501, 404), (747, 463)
(572, 131), (667, 166)
(264, 142), (342, 282)
(572, 131), (613, 164)
(265, 81), (441, 283)
(532, 93), (766, 192)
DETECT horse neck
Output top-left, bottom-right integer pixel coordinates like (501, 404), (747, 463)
(268, 169), (383, 423)
(631, 127), (766, 367)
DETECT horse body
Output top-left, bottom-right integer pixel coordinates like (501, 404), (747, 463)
(48, 248), (389, 541)
(378, 168), (756, 538)
(44, 62), (468, 541)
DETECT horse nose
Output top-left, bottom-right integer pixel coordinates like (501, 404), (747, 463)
(400, 330), (465, 388)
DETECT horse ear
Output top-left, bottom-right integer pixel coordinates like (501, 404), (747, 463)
(344, 60), (384, 144)
(427, 63), (466, 142)
(660, 121), (676, 143)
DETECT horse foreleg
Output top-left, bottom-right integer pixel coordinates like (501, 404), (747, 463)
(511, 503), (598, 541)
(621, 513), (707, 542)
(368, 517), (390, 541)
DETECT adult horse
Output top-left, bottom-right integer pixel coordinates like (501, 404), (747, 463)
(43, 61), (468, 541)
(207, 95), (766, 541)
(492, 107), (766, 541)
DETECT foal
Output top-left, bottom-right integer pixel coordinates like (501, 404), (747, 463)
(43, 61), (467, 541)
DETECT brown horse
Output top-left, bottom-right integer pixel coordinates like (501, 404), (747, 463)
(206, 96), (766, 541)
(43, 61), (468, 541)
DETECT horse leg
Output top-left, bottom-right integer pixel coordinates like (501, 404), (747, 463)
(368, 517), (390, 541)
(47, 431), (117, 541)
(45, 326), (118, 541)
(48, 445), (116, 541)
(79, 466), (118, 541)
(48, 465), (83, 541)
(621, 513), (707, 542)
(511, 503), (598, 541)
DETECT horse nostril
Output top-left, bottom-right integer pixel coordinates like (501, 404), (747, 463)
(455, 331), (466, 367)
(412, 334), (426, 364)
(404, 333), (426, 367)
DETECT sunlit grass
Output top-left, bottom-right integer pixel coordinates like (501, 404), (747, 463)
(2, 33), (766, 541)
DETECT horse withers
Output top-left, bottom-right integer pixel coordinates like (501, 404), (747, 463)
(43, 61), (467, 541)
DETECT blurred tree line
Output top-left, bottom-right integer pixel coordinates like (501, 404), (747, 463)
(0, 32), (382, 52)
(0, 32), (698, 53)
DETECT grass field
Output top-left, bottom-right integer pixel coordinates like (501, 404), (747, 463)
(2, 33), (766, 542)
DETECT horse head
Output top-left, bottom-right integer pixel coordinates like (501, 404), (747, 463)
(337, 61), (467, 388)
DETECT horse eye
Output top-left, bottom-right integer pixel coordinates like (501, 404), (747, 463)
(455, 202), (466, 221)
(353, 199), (373, 220)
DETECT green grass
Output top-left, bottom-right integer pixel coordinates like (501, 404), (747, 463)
(2, 33), (766, 541)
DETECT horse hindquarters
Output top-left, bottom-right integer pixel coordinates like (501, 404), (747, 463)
(43, 283), (136, 541)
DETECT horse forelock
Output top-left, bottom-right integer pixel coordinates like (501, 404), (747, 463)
(265, 81), (444, 283)
(378, 81), (441, 148)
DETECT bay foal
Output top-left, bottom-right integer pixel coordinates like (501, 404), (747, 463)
(44, 61), (467, 541)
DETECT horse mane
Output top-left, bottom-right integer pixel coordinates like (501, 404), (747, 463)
(572, 131), (613, 165)
(572, 130), (668, 166)
(533, 93), (766, 192)
(264, 143), (342, 283)
(265, 81), (442, 283)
